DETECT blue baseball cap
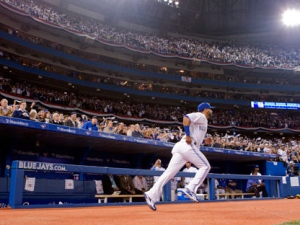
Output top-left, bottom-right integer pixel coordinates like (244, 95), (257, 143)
(197, 102), (214, 112)
(254, 165), (259, 168)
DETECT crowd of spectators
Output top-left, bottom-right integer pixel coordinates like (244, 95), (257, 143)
(2, 0), (300, 166)
(211, 133), (300, 172)
(2, 22), (299, 89)
(0, 48), (299, 104)
(2, 94), (300, 165)
(2, 74), (300, 165)
(0, 11), (299, 93)
(2, 0), (300, 71)
(1, 77), (300, 129)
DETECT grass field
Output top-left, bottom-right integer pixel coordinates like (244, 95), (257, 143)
(279, 221), (300, 225)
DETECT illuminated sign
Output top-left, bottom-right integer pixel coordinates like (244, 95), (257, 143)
(251, 101), (300, 110)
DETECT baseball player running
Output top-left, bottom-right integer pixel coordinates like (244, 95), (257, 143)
(144, 102), (213, 211)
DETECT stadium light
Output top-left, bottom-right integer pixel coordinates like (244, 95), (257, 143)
(157, 0), (179, 8)
(282, 9), (300, 26)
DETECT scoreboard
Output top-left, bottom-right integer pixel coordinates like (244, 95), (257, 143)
(251, 101), (300, 110)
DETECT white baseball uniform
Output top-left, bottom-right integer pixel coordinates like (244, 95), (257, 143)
(145, 112), (211, 203)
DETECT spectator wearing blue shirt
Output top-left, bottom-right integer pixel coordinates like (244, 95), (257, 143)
(82, 116), (98, 131)
(12, 101), (30, 120)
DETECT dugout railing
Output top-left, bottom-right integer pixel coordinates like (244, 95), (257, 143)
(9, 160), (283, 208)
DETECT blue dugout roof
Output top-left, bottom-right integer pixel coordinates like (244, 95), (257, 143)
(0, 116), (276, 162)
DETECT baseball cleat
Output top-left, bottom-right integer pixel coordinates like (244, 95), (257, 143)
(182, 188), (201, 202)
(144, 193), (157, 211)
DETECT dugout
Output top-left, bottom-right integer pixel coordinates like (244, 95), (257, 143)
(0, 117), (276, 177)
(0, 117), (297, 206)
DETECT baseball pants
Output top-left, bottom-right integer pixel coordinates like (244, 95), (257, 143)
(145, 141), (211, 203)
